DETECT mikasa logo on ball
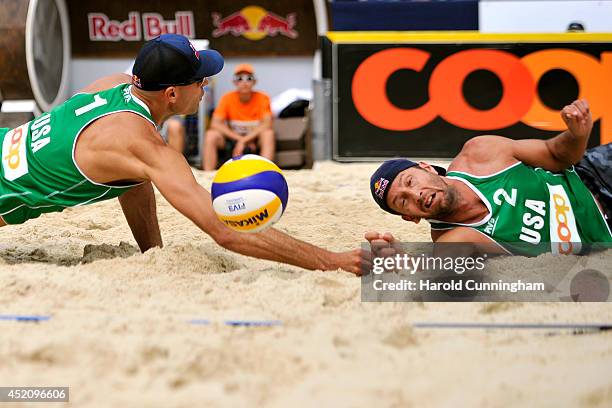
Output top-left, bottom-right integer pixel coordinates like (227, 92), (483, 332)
(218, 197), (282, 232)
(224, 209), (271, 228)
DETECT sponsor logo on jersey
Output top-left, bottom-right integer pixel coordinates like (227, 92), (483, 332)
(123, 85), (133, 103)
(484, 216), (498, 235)
(2, 123), (30, 181)
(547, 184), (582, 254)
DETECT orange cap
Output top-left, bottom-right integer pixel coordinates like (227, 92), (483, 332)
(234, 63), (254, 75)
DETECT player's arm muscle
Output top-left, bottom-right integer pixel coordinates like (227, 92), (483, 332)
(460, 100), (592, 172)
(458, 136), (558, 171)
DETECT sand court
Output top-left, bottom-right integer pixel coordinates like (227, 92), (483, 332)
(1, 162), (611, 407)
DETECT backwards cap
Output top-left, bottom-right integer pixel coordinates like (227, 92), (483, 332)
(132, 34), (224, 91)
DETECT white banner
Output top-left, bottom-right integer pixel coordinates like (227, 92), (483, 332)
(480, 1), (612, 33)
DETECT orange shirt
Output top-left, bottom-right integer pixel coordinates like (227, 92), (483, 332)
(213, 91), (271, 135)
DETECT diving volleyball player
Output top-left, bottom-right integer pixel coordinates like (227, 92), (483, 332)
(0, 34), (363, 274)
(368, 99), (611, 256)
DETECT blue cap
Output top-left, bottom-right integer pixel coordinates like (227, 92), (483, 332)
(370, 159), (446, 215)
(132, 34), (224, 91)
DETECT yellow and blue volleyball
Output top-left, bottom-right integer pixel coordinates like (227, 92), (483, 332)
(211, 154), (289, 233)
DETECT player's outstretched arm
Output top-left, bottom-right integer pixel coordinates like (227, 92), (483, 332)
(458, 100), (593, 173)
(133, 136), (364, 274)
(223, 227), (364, 275)
(118, 181), (163, 252)
(511, 99), (592, 171)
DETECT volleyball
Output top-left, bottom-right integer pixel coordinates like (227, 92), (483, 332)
(211, 155), (289, 233)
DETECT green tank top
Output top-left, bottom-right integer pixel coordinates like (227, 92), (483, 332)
(0, 84), (155, 224)
(429, 162), (612, 256)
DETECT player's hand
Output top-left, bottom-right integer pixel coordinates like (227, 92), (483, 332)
(364, 231), (402, 257)
(364, 231), (405, 274)
(330, 249), (370, 276)
(232, 140), (246, 157)
(561, 99), (592, 140)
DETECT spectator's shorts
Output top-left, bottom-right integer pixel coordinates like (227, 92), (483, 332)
(218, 139), (259, 165)
(159, 115), (184, 142)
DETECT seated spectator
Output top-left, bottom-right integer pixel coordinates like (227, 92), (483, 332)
(203, 64), (275, 170)
(161, 116), (186, 154)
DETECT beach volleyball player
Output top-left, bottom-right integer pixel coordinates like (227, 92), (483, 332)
(0, 34), (363, 274)
(367, 99), (612, 256)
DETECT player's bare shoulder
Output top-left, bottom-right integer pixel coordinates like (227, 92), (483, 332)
(78, 73), (132, 94)
(75, 112), (164, 183)
(83, 110), (160, 146)
(100, 112), (167, 166)
(76, 73), (164, 152)
(448, 135), (519, 175)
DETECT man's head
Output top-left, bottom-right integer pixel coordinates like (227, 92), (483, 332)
(132, 34), (224, 114)
(370, 159), (456, 223)
(233, 63), (256, 95)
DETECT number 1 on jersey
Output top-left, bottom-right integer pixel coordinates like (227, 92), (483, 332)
(75, 95), (108, 116)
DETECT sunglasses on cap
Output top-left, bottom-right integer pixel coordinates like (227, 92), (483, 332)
(234, 74), (255, 82)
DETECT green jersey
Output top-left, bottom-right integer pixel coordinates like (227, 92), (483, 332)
(0, 84), (155, 224)
(429, 162), (612, 256)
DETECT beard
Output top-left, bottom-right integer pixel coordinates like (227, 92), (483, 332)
(431, 184), (458, 219)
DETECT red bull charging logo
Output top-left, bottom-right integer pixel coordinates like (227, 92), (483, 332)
(212, 6), (297, 40)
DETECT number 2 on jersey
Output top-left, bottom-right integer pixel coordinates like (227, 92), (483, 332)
(493, 188), (517, 207)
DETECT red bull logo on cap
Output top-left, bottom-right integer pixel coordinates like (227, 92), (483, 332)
(211, 6), (298, 40)
(132, 75), (142, 88)
(374, 178), (389, 200)
(188, 42), (200, 59)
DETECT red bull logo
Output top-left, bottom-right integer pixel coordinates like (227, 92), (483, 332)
(374, 178), (389, 199)
(188, 42), (200, 59)
(132, 75), (142, 88)
(88, 11), (195, 41)
(211, 6), (298, 40)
